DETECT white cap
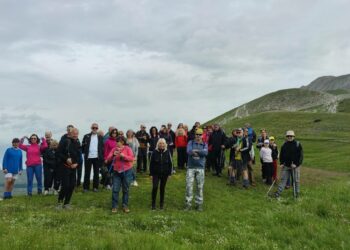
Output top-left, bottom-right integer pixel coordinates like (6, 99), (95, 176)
(286, 130), (295, 137)
(264, 139), (269, 144)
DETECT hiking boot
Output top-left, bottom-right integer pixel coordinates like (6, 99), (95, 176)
(273, 192), (280, 199)
(111, 208), (118, 213)
(184, 204), (191, 211)
(196, 204), (203, 212)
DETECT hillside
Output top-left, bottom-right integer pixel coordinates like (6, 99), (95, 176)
(212, 88), (349, 121)
(303, 74), (350, 91)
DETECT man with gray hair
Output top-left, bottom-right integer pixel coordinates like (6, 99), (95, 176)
(82, 123), (104, 192)
(274, 130), (303, 198)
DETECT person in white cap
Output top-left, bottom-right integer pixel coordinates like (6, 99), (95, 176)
(274, 130), (303, 198)
(259, 139), (273, 185)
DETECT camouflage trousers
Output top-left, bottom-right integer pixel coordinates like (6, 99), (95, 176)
(185, 168), (205, 206)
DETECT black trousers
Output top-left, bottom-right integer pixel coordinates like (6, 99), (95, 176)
(58, 167), (76, 205)
(76, 163), (82, 187)
(177, 147), (187, 169)
(44, 165), (55, 190)
(262, 162), (273, 184)
(83, 158), (101, 190)
(212, 149), (223, 174)
(137, 148), (148, 172)
(152, 175), (168, 208)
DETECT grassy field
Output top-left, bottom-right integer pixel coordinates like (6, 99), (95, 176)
(0, 167), (349, 250)
(1, 111), (349, 249)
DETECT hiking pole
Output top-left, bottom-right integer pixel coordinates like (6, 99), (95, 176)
(266, 179), (276, 197)
(291, 167), (297, 199)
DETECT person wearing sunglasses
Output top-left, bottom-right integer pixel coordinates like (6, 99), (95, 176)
(185, 128), (208, 211)
(19, 134), (48, 196)
(82, 123), (104, 192)
(274, 130), (303, 198)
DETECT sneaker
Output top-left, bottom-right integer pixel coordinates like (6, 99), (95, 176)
(151, 206), (156, 211)
(53, 190), (59, 195)
(93, 188), (98, 192)
(132, 181), (138, 187)
(83, 189), (89, 193)
(44, 190), (49, 196)
(37, 191), (42, 195)
(55, 203), (63, 210)
(106, 185), (112, 190)
(27, 193), (32, 197)
(111, 208), (118, 213)
(172, 170), (176, 174)
(123, 207), (130, 213)
(63, 204), (72, 210)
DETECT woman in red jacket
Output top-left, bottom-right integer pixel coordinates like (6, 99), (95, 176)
(175, 127), (188, 170)
(106, 136), (135, 213)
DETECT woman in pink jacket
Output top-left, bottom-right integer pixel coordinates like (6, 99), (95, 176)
(19, 134), (48, 196)
(106, 136), (134, 213)
(102, 128), (118, 189)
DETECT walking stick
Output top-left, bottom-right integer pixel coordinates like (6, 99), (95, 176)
(266, 179), (276, 197)
(291, 167), (297, 199)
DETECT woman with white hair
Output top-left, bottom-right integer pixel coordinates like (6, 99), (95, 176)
(149, 138), (173, 210)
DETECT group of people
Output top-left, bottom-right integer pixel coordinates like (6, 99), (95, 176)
(1, 121), (303, 211)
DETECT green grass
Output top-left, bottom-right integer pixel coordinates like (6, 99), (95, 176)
(337, 98), (350, 113)
(0, 167), (349, 249)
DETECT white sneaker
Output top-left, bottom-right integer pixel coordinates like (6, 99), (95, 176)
(44, 190), (49, 196)
(53, 190), (59, 195)
(132, 181), (138, 187)
(106, 185), (111, 190)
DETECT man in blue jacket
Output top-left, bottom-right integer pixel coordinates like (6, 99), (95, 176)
(185, 128), (208, 211)
(2, 138), (23, 199)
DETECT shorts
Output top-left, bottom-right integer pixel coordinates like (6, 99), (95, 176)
(4, 173), (19, 180)
(231, 159), (247, 171)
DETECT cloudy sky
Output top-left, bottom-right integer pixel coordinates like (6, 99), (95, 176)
(1, 0), (350, 147)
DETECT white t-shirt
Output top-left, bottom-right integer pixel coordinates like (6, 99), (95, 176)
(260, 147), (273, 163)
(88, 134), (98, 159)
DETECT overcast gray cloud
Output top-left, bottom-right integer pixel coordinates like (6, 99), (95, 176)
(1, 0), (350, 149)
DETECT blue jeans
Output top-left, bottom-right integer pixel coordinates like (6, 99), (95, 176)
(112, 169), (133, 209)
(27, 165), (43, 194)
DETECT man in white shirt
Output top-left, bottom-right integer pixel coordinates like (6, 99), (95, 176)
(82, 123), (104, 192)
